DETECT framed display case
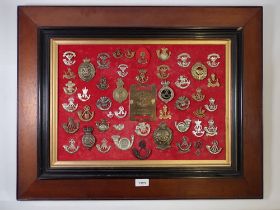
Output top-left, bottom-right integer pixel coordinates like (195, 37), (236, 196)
(17, 6), (263, 199)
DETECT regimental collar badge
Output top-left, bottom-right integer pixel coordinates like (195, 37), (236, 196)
(96, 119), (110, 132)
(135, 122), (151, 136)
(97, 52), (110, 69)
(77, 105), (94, 121)
(207, 53), (220, 68)
(96, 96), (112, 111)
(208, 73), (220, 87)
(62, 117), (79, 134)
(175, 119), (191, 133)
(159, 105), (172, 120)
(193, 107), (206, 118)
(125, 49), (135, 59)
(107, 111), (114, 118)
(153, 122), (173, 150)
(113, 49), (123, 59)
(82, 127), (95, 149)
(63, 51), (76, 66)
(156, 47), (171, 61)
(204, 119), (218, 136)
(205, 98), (218, 112)
(78, 58), (95, 82)
(157, 65), (170, 80)
(63, 139), (79, 154)
(135, 69), (148, 84)
(194, 140), (202, 156)
(63, 68), (76, 79)
(158, 81), (174, 103)
(206, 140), (222, 155)
(132, 140), (151, 160)
(175, 75), (190, 89)
(62, 97), (78, 112)
(137, 49), (149, 65)
(111, 135), (134, 150)
(63, 81), (77, 95)
(96, 138), (111, 153)
(192, 88), (205, 102)
(177, 53), (191, 67)
(113, 78), (128, 103)
(114, 106), (127, 118)
(77, 87), (91, 102)
(113, 124), (124, 131)
(117, 64), (129, 77)
(191, 62), (207, 80)
(96, 76), (109, 90)
(192, 120), (205, 137)
(177, 136), (191, 153)
(175, 96), (190, 111)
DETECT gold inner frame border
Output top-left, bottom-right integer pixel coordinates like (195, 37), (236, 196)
(50, 39), (232, 168)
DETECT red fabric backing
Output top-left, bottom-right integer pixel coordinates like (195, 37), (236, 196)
(57, 43), (227, 161)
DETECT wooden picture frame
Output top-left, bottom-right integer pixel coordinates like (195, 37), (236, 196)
(17, 6), (263, 199)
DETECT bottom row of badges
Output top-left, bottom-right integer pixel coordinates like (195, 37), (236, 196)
(63, 125), (223, 160)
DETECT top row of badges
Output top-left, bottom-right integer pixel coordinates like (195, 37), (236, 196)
(62, 47), (221, 68)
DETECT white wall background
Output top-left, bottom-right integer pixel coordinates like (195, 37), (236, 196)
(0, 0), (279, 209)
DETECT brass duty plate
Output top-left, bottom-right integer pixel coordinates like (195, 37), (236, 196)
(129, 84), (156, 121)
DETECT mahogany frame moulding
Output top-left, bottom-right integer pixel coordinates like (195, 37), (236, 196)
(17, 6), (263, 200)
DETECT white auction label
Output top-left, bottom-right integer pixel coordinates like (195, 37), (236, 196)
(135, 179), (149, 187)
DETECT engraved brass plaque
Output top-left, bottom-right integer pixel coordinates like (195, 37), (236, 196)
(129, 84), (156, 121)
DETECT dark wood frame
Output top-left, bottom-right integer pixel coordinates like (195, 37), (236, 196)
(18, 6), (263, 199)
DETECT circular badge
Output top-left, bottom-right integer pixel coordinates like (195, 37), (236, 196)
(191, 62), (207, 80)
